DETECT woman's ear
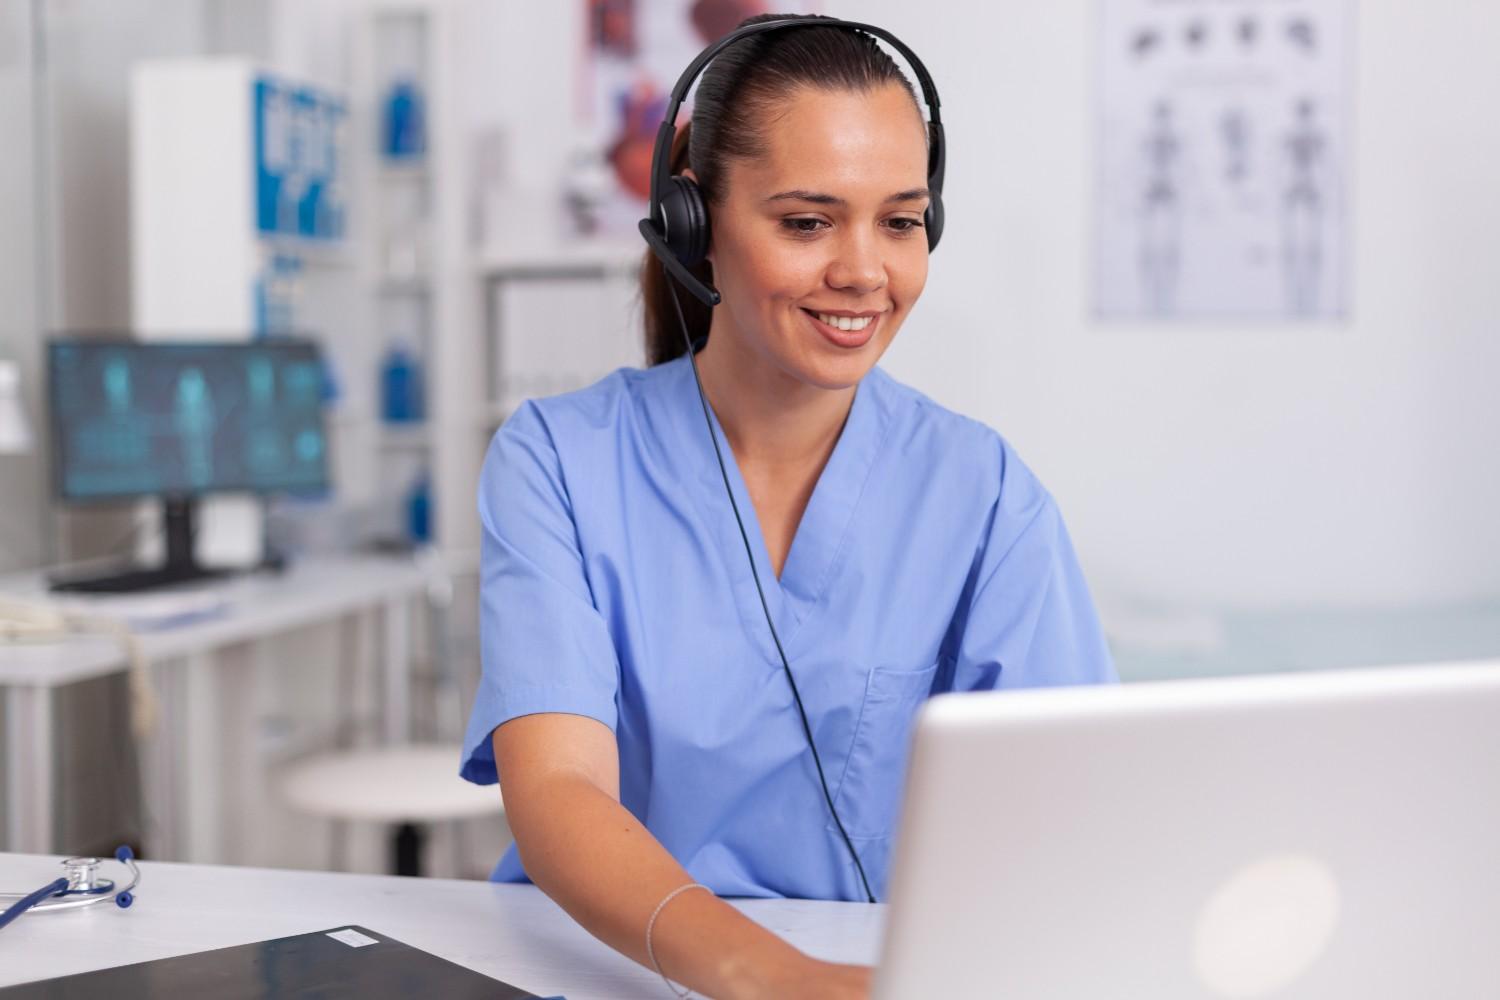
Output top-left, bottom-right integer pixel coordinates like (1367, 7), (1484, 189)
(681, 167), (699, 184)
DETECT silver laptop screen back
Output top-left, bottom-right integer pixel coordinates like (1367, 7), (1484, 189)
(874, 661), (1500, 999)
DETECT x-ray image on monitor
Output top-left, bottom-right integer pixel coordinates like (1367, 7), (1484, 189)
(48, 338), (329, 502)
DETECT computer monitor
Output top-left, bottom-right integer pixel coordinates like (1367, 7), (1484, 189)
(47, 337), (330, 593)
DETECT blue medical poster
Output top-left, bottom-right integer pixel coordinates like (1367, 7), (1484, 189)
(255, 76), (348, 241)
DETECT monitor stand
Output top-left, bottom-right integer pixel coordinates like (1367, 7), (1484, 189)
(50, 497), (240, 594)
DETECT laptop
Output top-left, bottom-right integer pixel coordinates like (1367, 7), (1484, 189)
(873, 659), (1500, 999)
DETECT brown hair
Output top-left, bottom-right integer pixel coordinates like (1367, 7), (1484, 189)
(639, 13), (925, 366)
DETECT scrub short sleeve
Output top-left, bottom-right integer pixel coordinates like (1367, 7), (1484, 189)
(459, 401), (621, 785)
(946, 437), (1117, 691)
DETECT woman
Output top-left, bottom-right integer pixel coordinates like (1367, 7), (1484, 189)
(461, 14), (1116, 999)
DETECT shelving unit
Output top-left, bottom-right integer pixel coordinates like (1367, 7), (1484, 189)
(476, 241), (645, 426)
(350, 0), (482, 563)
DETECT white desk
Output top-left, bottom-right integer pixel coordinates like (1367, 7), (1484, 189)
(0, 555), (438, 858)
(0, 853), (884, 999)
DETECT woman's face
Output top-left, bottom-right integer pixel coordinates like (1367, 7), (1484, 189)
(696, 82), (931, 392)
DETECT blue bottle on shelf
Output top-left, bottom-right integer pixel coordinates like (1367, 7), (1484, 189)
(406, 473), (431, 544)
(384, 79), (426, 160)
(381, 343), (423, 423)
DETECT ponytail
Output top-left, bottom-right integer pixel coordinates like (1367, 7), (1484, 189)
(640, 121), (715, 365)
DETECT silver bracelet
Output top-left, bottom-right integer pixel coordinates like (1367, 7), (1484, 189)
(646, 881), (714, 999)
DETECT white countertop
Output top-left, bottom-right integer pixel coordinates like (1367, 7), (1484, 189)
(0, 853), (885, 998)
(0, 633), (126, 687)
(0, 554), (434, 687)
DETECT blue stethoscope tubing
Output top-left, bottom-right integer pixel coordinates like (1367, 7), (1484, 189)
(0, 846), (139, 930)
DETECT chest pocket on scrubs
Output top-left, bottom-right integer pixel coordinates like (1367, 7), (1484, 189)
(831, 658), (942, 840)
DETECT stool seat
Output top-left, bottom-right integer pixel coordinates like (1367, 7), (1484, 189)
(281, 744), (502, 824)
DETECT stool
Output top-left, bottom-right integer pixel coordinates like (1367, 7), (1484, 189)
(280, 744), (502, 876)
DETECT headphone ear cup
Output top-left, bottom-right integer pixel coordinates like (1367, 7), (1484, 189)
(924, 192), (944, 253)
(661, 175), (711, 267)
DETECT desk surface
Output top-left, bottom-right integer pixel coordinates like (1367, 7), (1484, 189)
(0, 853), (883, 999)
(0, 554), (434, 687)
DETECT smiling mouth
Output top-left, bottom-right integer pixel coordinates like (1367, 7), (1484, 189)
(801, 308), (882, 348)
(801, 309), (878, 332)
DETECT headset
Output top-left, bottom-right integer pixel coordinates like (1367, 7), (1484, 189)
(638, 15), (945, 309)
(637, 16), (946, 904)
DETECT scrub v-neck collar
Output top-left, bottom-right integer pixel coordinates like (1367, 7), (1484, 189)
(664, 353), (890, 660)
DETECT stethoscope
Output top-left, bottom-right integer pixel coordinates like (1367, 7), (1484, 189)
(0, 846), (140, 930)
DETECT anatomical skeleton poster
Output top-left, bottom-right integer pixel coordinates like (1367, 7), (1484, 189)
(1094, 0), (1352, 320)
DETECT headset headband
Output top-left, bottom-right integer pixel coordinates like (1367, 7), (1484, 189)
(646, 17), (946, 226)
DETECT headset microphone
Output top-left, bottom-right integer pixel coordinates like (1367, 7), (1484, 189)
(640, 16), (947, 905)
(638, 217), (720, 308)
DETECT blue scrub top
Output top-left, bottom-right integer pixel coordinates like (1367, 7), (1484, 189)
(460, 353), (1116, 901)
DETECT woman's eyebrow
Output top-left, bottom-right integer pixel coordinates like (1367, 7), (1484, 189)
(764, 188), (931, 206)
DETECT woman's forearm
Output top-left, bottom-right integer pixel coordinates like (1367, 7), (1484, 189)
(508, 771), (810, 998)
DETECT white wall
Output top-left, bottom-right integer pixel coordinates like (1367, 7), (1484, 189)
(824, 0), (1500, 611)
(0, 0), (46, 573)
(0, 0), (217, 567)
(41, 0), (206, 331)
(458, 1), (587, 195)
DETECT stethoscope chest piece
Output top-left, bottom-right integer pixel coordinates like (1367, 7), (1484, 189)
(61, 856), (126, 902)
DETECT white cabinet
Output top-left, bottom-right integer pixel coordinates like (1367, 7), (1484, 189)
(130, 57), (370, 566)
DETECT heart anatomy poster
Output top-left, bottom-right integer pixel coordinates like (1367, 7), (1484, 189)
(578, 0), (818, 238)
(1093, 0), (1353, 321)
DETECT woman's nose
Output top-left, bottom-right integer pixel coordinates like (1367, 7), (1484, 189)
(825, 230), (887, 293)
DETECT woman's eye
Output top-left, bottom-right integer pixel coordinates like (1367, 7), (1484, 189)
(779, 217), (926, 237)
(781, 218), (827, 236)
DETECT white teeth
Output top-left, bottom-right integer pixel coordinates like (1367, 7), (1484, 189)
(815, 312), (873, 331)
